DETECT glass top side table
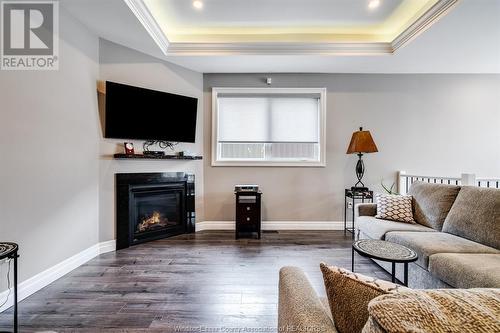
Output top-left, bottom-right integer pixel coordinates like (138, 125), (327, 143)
(352, 239), (418, 286)
(344, 189), (373, 239)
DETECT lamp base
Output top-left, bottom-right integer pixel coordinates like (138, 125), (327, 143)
(351, 186), (369, 192)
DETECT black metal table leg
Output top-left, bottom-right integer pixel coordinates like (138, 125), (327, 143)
(404, 263), (408, 287)
(344, 195), (347, 236)
(351, 246), (354, 272)
(13, 253), (18, 333)
(351, 197), (355, 239)
(352, 239), (417, 289)
(391, 262), (396, 283)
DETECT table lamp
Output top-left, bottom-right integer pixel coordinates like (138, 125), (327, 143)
(346, 127), (378, 191)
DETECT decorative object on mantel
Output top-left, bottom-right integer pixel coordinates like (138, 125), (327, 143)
(143, 151), (165, 157)
(179, 150), (199, 158)
(124, 142), (135, 155)
(346, 127), (378, 191)
(113, 153), (202, 160)
(140, 140), (179, 157)
(0, 242), (19, 333)
(143, 140), (178, 153)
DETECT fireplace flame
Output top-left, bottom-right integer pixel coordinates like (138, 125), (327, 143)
(138, 211), (168, 233)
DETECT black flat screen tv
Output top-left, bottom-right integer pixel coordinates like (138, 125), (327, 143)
(104, 81), (198, 142)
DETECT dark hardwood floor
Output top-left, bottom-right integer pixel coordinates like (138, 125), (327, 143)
(0, 231), (389, 332)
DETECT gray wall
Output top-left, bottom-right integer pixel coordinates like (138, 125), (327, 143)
(203, 74), (500, 222)
(98, 39), (204, 242)
(0, 8), (100, 289)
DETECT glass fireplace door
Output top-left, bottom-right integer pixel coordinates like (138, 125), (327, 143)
(130, 185), (186, 244)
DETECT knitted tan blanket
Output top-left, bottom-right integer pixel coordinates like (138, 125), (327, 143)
(362, 288), (500, 333)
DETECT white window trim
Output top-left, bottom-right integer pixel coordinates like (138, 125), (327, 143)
(211, 87), (327, 167)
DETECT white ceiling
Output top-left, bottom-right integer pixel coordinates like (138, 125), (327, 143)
(143, 0), (410, 43)
(150, 0), (403, 27)
(61, 0), (500, 73)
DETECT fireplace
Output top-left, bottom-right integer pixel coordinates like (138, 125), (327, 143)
(116, 173), (195, 250)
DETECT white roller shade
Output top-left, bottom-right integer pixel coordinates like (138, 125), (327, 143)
(217, 96), (319, 143)
(218, 97), (268, 142)
(270, 98), (319, 143)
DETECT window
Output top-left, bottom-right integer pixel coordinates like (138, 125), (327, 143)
(212, 88), (326, 166)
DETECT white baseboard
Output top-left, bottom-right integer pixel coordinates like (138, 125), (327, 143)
(0, 240), (116, 313)
(98, 240), (117, 255)
(196, 220), (343, 232)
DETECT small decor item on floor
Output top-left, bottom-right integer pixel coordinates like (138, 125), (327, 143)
(346, 127), (378, 191)
(124, 142), (135, 155)
(375, 193), (415, 223)
(0, 242), (19, 333)
(235, 185), (262, 239)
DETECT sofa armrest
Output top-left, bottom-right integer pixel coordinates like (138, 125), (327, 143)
(355, 203), (377, 218)
(278, 266), (337, 333)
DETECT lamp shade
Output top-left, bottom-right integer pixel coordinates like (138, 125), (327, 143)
(346, 127), (378, 154)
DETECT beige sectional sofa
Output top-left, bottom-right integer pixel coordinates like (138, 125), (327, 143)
(356, 182), (500, 289)
(277, 266), (500, 333)
(277, 183), (499, 332)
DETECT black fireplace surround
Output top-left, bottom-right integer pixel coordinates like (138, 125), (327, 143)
(116, 172), (195, 250)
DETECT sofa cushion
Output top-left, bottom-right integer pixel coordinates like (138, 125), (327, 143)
(357, 216), (436, 240)
(363, 289), (500, 333)
(320, 263), (406, 333)
(428, 253), (500, 288)
(408, 181), (461, 230)
(442, 186), (500, 249)
(385, 231), (500, 269)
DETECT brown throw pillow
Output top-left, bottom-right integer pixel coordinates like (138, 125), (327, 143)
(375, 194), (415, 223)
(320, 263), (406, 333)
(363, 288), (500, 333)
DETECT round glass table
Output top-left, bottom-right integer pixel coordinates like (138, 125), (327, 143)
(352, 239), (418, 286)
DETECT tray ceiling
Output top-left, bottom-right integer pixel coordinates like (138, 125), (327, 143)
(124, 0), (458, 55)
(142, 0), (436, 43)
(60, 0), (500, 73)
